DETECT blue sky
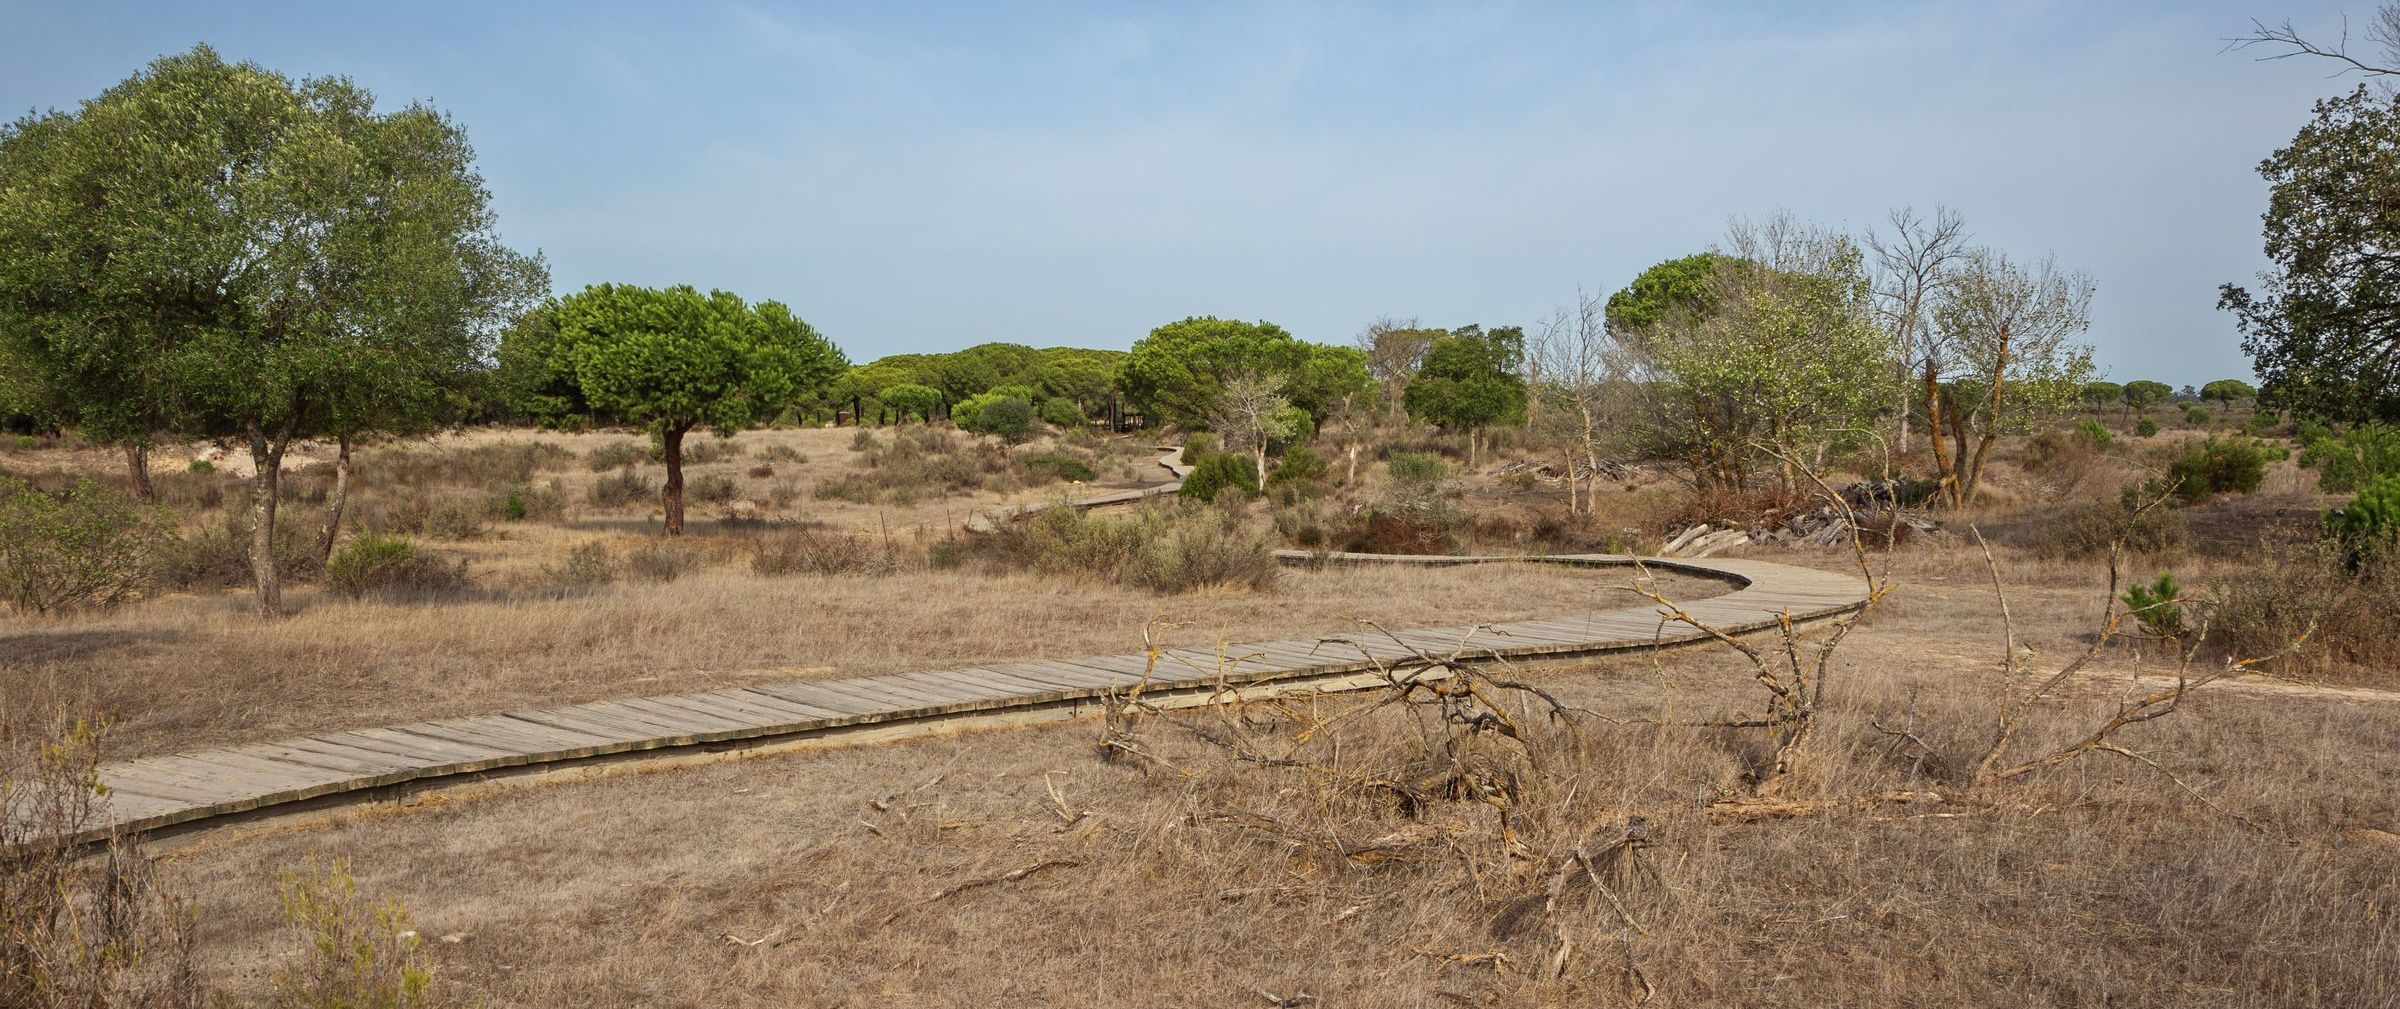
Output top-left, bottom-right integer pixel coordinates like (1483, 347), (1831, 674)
(0, 1), (2363, 385)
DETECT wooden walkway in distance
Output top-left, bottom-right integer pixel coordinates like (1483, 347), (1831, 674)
(69, 451), (1870, 843)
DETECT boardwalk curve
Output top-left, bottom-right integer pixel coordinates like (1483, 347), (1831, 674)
(72, 450), (1868, 844)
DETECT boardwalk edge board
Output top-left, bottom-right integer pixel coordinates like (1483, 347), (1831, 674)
(52, 450), (1868, 845)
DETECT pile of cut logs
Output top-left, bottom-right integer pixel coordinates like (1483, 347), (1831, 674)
(1658, 483), (1943, 558)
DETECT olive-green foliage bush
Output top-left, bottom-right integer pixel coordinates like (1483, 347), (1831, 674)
(999, 501), (1277, 593)
(760, 443), (809, 465)
(2184, 406), (2211, 426)
(268, 858), (437, 1009)
(2123, 571), (2185, 639)
(967, 396), (1035, 443)
(326, 535), (469, 600)
(2326, 473), (2400, 570)
(2298, 422), (2400, 493)
(818, 427), (1014, 505)
(500, 480), (566, 523)
(1182, 432), (1222, 461)
(0, 476), (167, 614)
(2135, 417), (2158, 437)
(1179, 452), (1260, 503)
(2025, 420), (2112, 477)
(589, 467), (654, 509)
(187, 458), (213, 473)
(586, 440), (648, 471)
(423, 497), (487, 540)
(1345, 450), (1464, 554)
(1269, 446), (1327, 487)
(1037, 397), (1083, 428)
(2164, 437), (2269, 504)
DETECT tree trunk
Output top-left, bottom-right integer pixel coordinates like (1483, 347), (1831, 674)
(1345, 441), (1360, 485)
(316, 436), (353, 565)
(1252, 441), (1268, 492)
(1958, 331), (2011, 505)
(661, 425), (688, 536)
(1565, 446), (1580, 516)
(124, 444), (155, 502)
(247, 433), (286, 617)
(1923, 361), (1959, 507)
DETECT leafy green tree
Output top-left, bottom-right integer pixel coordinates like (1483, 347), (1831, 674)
(1404, 326), (1528, 466)
(540, 284), (845, 535)
(1613, 220), (1896, 491)
(955, 390), (1034, 442)
(879, 383), (944, 422)
(0, 46), (546, 614)
(933, 343), (1044, 401)
(1031, 348), (1128, 412)
(2081, 381), (2125, 410)
(1122, 317), (1310, 429)
(1037, 397), (1083, 428)
(2224, 87), (2400, 422)
(1288, 344), (1375, 431)
(2123, 380), (2173, 413)
(2201, 378), (2259, 405)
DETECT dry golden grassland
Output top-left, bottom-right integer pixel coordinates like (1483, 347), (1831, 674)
(148, 544), (2397, 1008)
(7, 418), (2398, 1007)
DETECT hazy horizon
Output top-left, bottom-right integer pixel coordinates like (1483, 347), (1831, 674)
(1, 1), (2367, 386)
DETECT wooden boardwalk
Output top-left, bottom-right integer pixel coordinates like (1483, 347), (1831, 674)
(67, 453), (1870, 843)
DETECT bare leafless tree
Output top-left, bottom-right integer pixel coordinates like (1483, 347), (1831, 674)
(2227, 7), (2400, 80)
(1529, 290), (1631, 516)
(1210, 369), (1296, 490)
(1866, 206), (1971, 451)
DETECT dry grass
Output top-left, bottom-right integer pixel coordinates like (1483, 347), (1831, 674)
(0, 560), (1723, 760)
(144, 552), (2399, 1008)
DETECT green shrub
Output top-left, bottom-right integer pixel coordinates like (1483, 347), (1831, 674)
(498, 492), (528, 522)
(1037, 397), (1083, 428)
(958, 395), (1034, 443)
(326, 534), (469, 600)
(2164, 437), (2268, 504)
(760, 443), (809, 464)
(2326, 473), (2400, 570)
(2293, 416), (2335, 446)
(512, 480), (567, 522)
(1180, 452), (1260, 503)
(589, 467), (654, 509)
(1269, 446), (1327, 486)
(2075, 418), (2114, 449)
(0, 476), (167, 614)
(2242, 409), (2283, 437)
(270, 858), (437, 1009)
(2135, 417), (2158, 437)
(1182, 433), (1222, 461)
(2123, 571), (2186, 639)
(2299, 422), (2400, 493)
(2184, 406), (2212, 426)
(187, 458), (214, 473)
(1386, 451), (1449, 486)
(1024, 454), (1097, 483)
(2037, 493), (2188, 560)
(11, 434), (33, 451)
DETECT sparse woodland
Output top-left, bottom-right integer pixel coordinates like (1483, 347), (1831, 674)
(3, 21), (2399, 1009)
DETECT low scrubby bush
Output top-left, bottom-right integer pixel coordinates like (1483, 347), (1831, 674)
(326, 534), (469, 600)
(586, 440), (648, 472)
(760, 443), (809, 464)
(751, 528), (912, 576)
(0, 476), (167, 614)
(1180, 452), (1259, 503)
(589, 467), (654, 509)
(155, 505), (325, 591)
(378, 440), (574, 489)
(991, 500), (1277, 593)
(541, 541), (619, 591)
(691, 473), (740, 506)
(652, 434), (741, 465)
(2135, 417), (2158, 437)
(2029, 484), (2188, 560)
(2325, 472), (2400, 570)
(1269, 446), (1327, 487)
(2122, 571), (2185, 639)
(423, 497), (488, 540)
(1037, 397), (1083, 428)
(2164, 437), (2269, 504)
(1024, 454), (1097, 483)
(624, 541), (700, 583)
